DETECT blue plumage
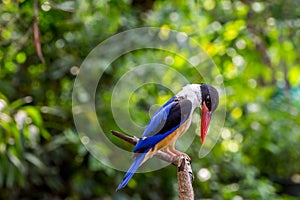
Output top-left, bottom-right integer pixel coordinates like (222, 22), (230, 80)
(133, 125), (179, 153)
(141, 96), (176, 137)
(116, 149), (149, 191)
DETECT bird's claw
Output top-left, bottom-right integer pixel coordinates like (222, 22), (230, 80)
(164, 148), (191, 161)
(179, 152), (191, 161)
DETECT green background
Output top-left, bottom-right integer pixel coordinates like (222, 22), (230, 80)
(1, 0), (300, 199)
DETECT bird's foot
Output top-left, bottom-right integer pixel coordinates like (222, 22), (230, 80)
(164, 148), (190, 161)
(170, 149), (191, 161)
(164, 148), (177, 159)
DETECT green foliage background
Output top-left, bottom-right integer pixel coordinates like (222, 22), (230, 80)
(1, 0), (300, 199)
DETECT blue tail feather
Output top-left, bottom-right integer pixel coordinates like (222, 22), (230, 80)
(116, 150), (149, 190)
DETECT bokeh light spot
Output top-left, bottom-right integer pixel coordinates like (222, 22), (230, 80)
(197, 168), (211, 182)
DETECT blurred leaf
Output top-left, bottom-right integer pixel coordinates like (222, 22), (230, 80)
(6, 162), (16, 188)
(24, 152), (46, 171)
(7, 147), (24, 173)
(0, 156), (5, 187)
(22, 106), (42, 127)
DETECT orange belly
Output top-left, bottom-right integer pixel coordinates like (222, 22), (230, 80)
(148, 116), (192, 155)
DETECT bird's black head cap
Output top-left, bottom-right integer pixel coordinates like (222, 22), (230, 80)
(200, 83), (219, 112)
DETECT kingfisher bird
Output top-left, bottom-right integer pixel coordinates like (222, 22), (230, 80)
(116, 83), (219, 190)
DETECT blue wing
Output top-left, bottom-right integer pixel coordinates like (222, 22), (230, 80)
(116, 149), (150, 191)
(141, 96), (176, 137)
(134, 97), (192, 153)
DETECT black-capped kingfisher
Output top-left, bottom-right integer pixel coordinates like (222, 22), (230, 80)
(117, 83), (219, 190)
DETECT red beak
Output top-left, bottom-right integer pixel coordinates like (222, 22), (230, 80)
(201, 102), (211, 144)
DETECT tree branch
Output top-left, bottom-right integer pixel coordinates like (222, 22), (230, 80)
(111, 130), (177, 165)
(178, 157), (194, 200)
(33, 0), (45, 63)
(111, 130), (138, 145)
(111, 130), (194, 199)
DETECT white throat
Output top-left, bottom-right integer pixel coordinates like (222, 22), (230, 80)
(176, 84), (202, 111)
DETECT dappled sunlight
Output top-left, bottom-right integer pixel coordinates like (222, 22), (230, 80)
(1, 0), (300, 199)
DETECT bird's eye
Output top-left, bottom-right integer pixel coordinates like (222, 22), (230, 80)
(206, 100), (211, 107)
(205, 95), (212, 110)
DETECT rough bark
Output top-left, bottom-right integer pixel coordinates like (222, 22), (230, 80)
(177, 157), (194, 200)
